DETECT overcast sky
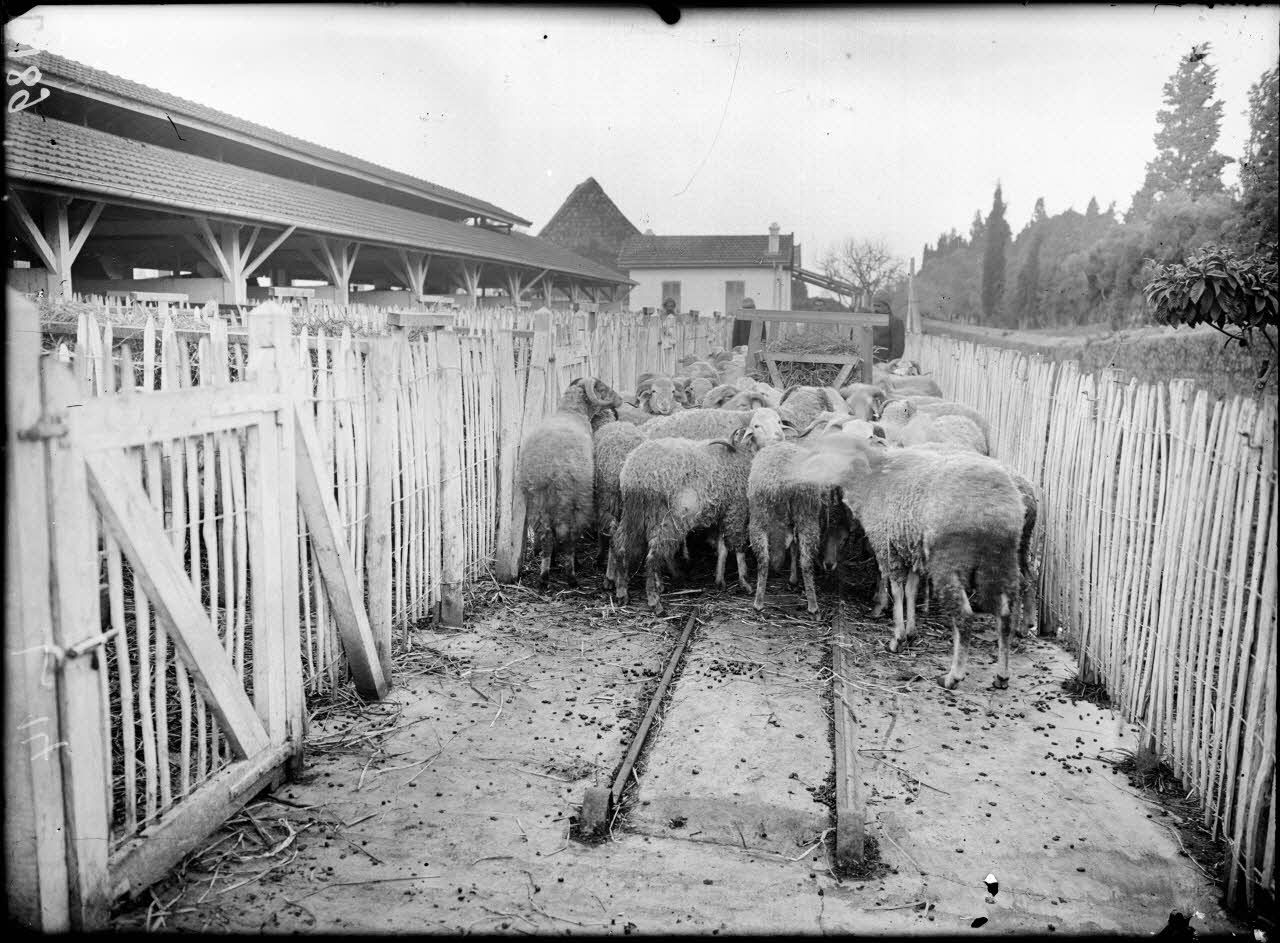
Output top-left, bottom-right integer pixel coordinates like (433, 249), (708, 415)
(11, 5), (1280, 269)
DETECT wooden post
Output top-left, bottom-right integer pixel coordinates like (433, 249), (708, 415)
(492, 328), (524, 582)
(495, 309), (552, 582)
(364, 334), (396, 668)
(245, 302), (303, 761)
(40, 355), (111, 929)
(832, 620), (865, 869)
(434, 331), (465, 626)
(4, 290), (72, 931)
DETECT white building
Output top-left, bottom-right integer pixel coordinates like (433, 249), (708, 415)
(617, 223), (796, 317)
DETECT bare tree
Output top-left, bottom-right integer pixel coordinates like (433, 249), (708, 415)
(821, 238), (904, 309)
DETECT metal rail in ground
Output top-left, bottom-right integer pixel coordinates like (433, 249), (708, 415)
(578, 609), (699, 839)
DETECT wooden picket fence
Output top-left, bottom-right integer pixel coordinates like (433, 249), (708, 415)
(8, 291), (735, 928)
(905, 331), (1277, 912)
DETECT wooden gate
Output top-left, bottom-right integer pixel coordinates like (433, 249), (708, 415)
(5, 295), (386, 929)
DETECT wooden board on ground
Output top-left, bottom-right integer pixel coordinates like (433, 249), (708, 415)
(832, 608), (865, 869)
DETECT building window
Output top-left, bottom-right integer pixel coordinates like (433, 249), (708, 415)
(661, 281), (681, 312)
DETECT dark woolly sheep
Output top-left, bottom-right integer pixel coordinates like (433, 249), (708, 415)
(613, 409), (786, 614)
(592, 419), (646, 590)
(517, 376), (622, 591)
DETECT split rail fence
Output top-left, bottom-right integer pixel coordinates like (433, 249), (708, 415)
(905, 331), (1276, 912)
(7, 292), (730, 929)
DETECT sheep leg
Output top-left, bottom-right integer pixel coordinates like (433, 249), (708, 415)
(903, 570), (921, 642)
(751, 528), (770, 612)
(714, 536), (729, 591)
(871, 572), (889, 618)
(887, 579), (908, 653)
(993, 594), (1012, 689)
(799, 539), (819, 615)
(735, 550), (752, 594)
(596, 526), (610, 568)
(940, 583), (975, 689)
(921, 578), (931, 616)
(787, 537), (799, 589)
(537, 527), (554, 593)
(644, 547), (665, 615)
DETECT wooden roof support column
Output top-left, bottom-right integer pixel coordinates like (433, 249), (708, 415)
(310, 237), (361, 303)
(5, 189), (103, 297)
(456, 259), (483, 309)
(503, 267), (528, 305)
(384, 249), (430, 299)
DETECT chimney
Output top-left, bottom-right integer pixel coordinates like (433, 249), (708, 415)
(768, 222), (780, 255)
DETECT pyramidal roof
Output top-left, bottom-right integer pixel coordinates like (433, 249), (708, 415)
(538, 178), (640, 271)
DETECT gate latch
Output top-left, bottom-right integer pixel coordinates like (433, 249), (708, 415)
(17, 418), (68, 442)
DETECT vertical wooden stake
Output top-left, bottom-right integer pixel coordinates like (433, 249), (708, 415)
(832, 613), (865, 868)
(435, 331), (465, 626)
(4, 290), (72, 931)
(364, 335), (395, 670)
(41, 355), (111, 929)
(246, 302), (305, 768)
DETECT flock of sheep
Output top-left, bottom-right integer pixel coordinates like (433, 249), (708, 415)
(516, 347), (1040, 691)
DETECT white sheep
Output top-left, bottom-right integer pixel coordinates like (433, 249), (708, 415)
(516, 377), (622, 591)
(800, 437), (1025, 689)
(747, 421), (883, 614)
(777, 385), (849, 430)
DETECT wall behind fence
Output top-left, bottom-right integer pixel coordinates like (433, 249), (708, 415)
(905, 331), (1276, 912)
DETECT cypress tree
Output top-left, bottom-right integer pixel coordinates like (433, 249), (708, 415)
(981, 183), (1012, 325)
(1129, 43), (1232, 220)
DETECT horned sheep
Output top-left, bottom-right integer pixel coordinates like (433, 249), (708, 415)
(516, 376), (622, 591)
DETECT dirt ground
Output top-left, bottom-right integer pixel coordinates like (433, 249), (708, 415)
(110, 559), (1249, 935)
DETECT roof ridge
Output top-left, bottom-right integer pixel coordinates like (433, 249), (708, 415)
(25, 49), (531, 227)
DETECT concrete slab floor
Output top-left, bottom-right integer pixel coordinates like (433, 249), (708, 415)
(109, 587), (1249, 935)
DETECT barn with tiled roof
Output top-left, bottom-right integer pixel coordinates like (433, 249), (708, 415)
(5, 50), (632, 307)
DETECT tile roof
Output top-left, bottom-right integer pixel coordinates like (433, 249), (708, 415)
(617, 233), (795, 268)
(24, 50), (531, 227)
(538, 177), (640, 270)
(6, 113), (631, 285)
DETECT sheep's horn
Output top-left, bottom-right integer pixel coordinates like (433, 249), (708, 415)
(581, 376), (609, 407)
(707, 438), (738, 452)
(780, 385), (801, 404)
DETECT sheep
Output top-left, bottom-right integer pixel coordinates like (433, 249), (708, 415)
(777, 385), (849, 430)
(839, 382), (888, 421)
(516, 376), (622, 591)
(898, 412), (988, 455)
(722, 387), (783, 411)
(877, 372), (943, 399)
(884, 357), (922, 376)
(684, 360), (720, 380)
(634, 373), (681, 417)
(613, 409), (786, 614)
(592, 419), (647, 590)
(641, 407), (761, 441)
(748, 423), (885, 614)
(700, 383), (739, 409)
(880, 399), (991, 453)
(800, 438), (1025, 689)
(687, 376), (715, 407)
(616, 402), (654, 426)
